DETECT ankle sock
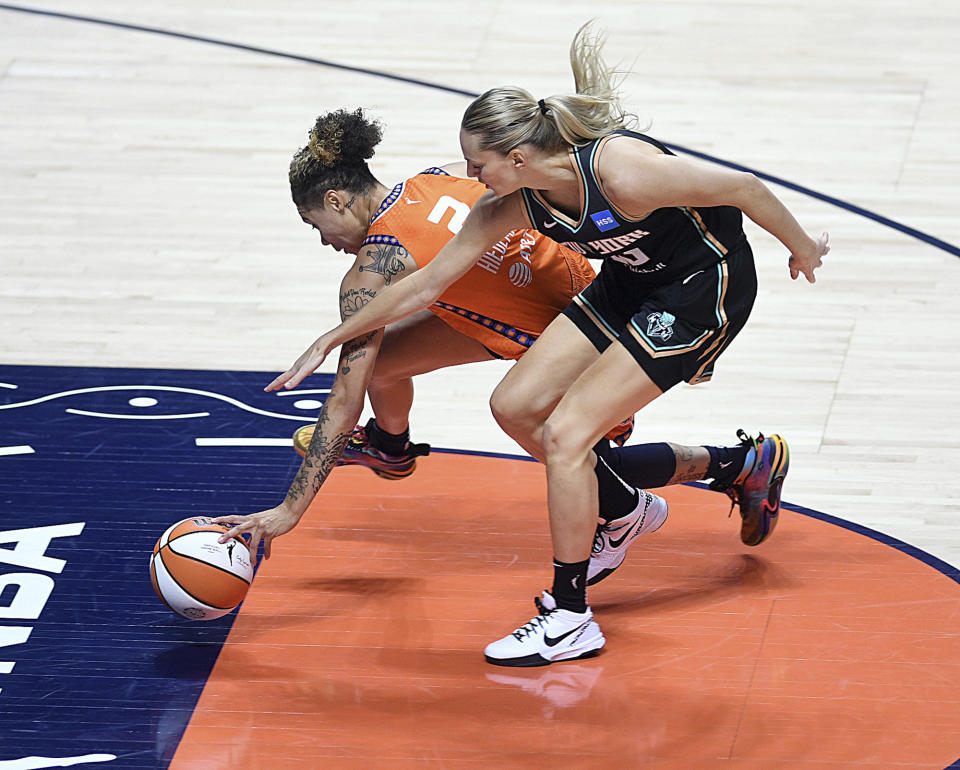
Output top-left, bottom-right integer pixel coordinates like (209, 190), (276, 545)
(705, 442), (751, 489)
(551, 558), (589, 613)
(365, 418), (409, 455)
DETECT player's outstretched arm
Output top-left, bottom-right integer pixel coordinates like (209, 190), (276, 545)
(267, 192), (526, 392)
(214, 262), (404, 562)
(598, 143), (830, 283)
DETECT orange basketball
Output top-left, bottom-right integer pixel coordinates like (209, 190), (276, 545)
(149, 516), (253, 620)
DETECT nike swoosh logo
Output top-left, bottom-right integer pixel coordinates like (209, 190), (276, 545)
(405, 198), (422, 204)
(719, 460), (733, 469)
(607, 506), (648, 549)
(543, 621), (589, 647)
(542, 221), (558, 229)
(682, 270), (704, 284)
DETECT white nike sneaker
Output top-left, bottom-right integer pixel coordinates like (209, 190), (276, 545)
(587, 491), (669, 586)
(484, 591), (606, 667)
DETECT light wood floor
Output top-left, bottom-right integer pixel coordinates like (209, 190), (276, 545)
(1, 0), (958, 616)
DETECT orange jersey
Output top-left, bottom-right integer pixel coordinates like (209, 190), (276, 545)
(363, 168), (595, 359)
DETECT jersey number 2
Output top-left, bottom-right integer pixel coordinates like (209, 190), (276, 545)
(427, 196), (470, 234)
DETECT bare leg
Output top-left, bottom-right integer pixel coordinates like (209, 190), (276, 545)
(492, 315), (718, 495)
(666, 444), (711, 482)
(490, 314), (604, 461)
(367, 309), (494, 434)
(541, 344), (665, 562)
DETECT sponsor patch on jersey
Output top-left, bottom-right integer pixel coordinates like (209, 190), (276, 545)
(590, 209), (619, 232)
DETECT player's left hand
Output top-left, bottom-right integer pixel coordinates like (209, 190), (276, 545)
(213, 505), (301, 565)
(265, 334), (334, 392)
(789, 231), (830, 283)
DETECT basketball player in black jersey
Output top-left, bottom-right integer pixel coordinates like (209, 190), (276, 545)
(272, 22), (830, 667)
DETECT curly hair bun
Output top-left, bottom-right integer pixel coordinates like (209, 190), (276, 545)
(306, 108), (382, 168)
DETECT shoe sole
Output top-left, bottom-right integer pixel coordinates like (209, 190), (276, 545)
(484, 646), (603, 668)
(484, 630), (607, 668)
(587, 494), (669, 586)
(742, 435), (789, 546)
(292, 425), (415, 479)
(338, 456), (417, 480)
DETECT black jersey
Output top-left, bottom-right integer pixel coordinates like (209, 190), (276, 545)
(518, 130), (747, 285)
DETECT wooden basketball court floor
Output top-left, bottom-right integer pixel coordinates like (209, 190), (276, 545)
(1, 1), (959, 767)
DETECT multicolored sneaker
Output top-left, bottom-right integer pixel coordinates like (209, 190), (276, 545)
(713, 430), (790, 546)
(292, 422), (430, 480)
(484, 591), (606, 668)
(587, 491), (669, 585)
(603, 415), (635, 447)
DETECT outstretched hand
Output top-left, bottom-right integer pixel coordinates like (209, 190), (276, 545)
(265, 334), (333, 392)
(213, 505), (300, 566)
(789, 231), (830, 283)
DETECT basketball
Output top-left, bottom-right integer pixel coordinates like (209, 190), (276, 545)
(150, 517), (253, 620)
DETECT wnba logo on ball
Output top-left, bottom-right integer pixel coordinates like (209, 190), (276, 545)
(508, 262), (533, 288)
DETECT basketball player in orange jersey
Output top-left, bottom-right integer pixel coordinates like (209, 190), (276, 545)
(268, 24), (830, 667)
(215, 108), (652, 564)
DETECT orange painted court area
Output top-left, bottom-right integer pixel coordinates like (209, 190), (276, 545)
(171, 453), (960, 768)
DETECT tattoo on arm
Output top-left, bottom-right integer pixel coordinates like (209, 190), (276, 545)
(340, 287), (377, 318)
(337, 287), (378, 375)
(286, 406), (351, 504)
(357, 244), (409, 285)
(339, 331), (376, 375)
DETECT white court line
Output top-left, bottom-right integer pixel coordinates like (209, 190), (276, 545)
(1, 755), (117, 769)
(275, 389), (329, 396)
(195, 437), (293, 447)
(0, 385), (312, 421)
(0, 383), (18, 389)
(65, 408), (210, 420)
(0, 446), (35, 457)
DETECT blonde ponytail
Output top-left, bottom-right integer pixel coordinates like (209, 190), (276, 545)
(461, 21), (636, 154)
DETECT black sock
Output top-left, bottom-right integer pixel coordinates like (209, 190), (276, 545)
(551, 558), (588, 613)
(365, 418), (409, 455)
(605, 441), (677, 489)
(593, 451), (640, 523)
(705, 443), (750, 489)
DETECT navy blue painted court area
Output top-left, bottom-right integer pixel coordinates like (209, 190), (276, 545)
(5, 365), (960, 768)
(0, 364), (330, 768)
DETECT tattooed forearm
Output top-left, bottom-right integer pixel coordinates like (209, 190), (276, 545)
(358, 243), (409, 285)
(285, 411), (352, 504)
(308, 432), (350, 493)
(340, 287), (377, 318)
(339, 331), (376, 375)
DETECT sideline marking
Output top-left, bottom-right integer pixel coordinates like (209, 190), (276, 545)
(195, 437), (293, 447)
(0, 445), (34, 457)
(0, 755), (117, 769)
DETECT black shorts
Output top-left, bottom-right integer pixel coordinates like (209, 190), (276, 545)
(562, 242), (758, 392)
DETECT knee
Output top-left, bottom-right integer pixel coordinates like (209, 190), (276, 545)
(489, 378), (527, 431)
(541, 408), (592, 466)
